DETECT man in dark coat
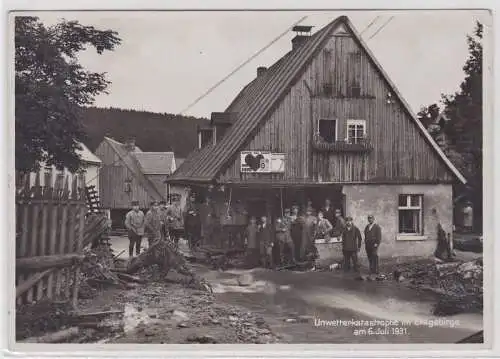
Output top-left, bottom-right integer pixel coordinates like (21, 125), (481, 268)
(341, 216), (363, 273)
(258, 215), (273, 268)
(364, 215), (382, 276)
(322, 199), (335, 233)
(184, 195), (201, 250)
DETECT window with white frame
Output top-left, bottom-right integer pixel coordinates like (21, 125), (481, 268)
(346, 119), (366, 144)
(398, 194), (424, 235)
(318, 119), (337, 143)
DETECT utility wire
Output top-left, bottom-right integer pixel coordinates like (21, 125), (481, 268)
(367, 16), (394, 41)
(360, 16), (381, 37)
(178, 16), (309, 115)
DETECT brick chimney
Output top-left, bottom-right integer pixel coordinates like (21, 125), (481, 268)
(291, 25), (313, 50)
(257, 66), (267, 77)
(125, 138), (136, 152)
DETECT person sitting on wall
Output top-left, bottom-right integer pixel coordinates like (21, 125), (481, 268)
(144, 200), (163, 247)
(244, 216), (260, 268)
(124, 200), (145, 257)
(258, 215), (273, 268)
(322, 199), (336, 234)
(341, 216), (363, 274)
(331, 208), (346, 238)
(315, 210), (333, 242)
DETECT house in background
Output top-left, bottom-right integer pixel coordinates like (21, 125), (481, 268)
(95, 137), (180, 228)
(22, 142), (102, 195)
(167, 16), (466, 260)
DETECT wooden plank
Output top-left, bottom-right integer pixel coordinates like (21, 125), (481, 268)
(27, 180), (40, 303)
(72, 205), (86, 309)
(56, 177), (70, 298)
(46, 196), (59, 298)
(16, 268), (55, 298)
(36, 191), (50, 300)
(16, 253), (86, 272)
(17, 202), (30, 304)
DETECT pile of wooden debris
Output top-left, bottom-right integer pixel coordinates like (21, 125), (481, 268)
(395, 258), (483, 316)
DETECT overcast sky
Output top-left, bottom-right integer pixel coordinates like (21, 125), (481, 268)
(31, 10), (489, 119)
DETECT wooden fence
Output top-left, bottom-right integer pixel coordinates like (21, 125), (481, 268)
(15, 171), (87, 307)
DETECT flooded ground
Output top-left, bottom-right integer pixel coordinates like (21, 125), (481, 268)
(72, 236), (483, 344)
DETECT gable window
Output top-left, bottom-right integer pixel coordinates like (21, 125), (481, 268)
(318, 119), (337, 143)
(398, 194), (424, 237)
(346, 119), (366, 144)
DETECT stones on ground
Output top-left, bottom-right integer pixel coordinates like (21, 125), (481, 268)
(186, 333), (218, 344)
(237, 273), (254, 286)
(177, 322), (189, 328)
(210, 318), (221, 325)
(171, 310), (189, 322)
(284, 318), (297, 323)
(228, 315), (238, 322)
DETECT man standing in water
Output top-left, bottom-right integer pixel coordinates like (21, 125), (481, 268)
(124, 200), (145, 257)
(341, 216), (363, 274)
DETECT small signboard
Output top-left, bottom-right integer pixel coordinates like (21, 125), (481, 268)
(240, 151), (285, 173)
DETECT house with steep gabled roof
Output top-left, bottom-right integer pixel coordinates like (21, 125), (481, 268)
(95, 137), (181, 228)
(167, 16), (466, 259)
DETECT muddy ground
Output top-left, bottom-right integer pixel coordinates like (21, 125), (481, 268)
(15, 238), (483, 344)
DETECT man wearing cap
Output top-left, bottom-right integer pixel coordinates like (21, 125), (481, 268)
(364, 215), (382, 277)
(124, 201), (145, 257)
(145, 200), (163, 246)
(166, 196), (184, 248)
(159, 200), (169, 241)
(341, 216), (363, 273)
(184, 193), (201, 250)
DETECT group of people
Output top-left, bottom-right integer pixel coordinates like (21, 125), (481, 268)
(123, 196), (384, 277)
(124, 199), (184, 257)
(243, 198), (383, 277)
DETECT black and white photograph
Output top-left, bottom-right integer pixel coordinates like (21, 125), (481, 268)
(9, 7), (491, 351)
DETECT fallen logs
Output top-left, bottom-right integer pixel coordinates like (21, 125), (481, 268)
(19, 327), (80, 343)
(16, 254), (85, 273)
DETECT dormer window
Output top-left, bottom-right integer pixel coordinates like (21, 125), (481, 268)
(198, 127), (213, 149)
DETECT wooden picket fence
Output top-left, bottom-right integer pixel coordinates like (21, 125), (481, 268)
(15, 171), (87, 307)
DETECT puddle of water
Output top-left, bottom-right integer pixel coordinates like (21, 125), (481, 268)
(211, 279), (280, 295)
(122, 303), (160, 333)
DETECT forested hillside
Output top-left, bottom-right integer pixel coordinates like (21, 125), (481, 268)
(80, 107), (209, 159)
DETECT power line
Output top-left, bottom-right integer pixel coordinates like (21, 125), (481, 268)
(367, 16), (394, 41)
(178, 16), (309, 115)
(360, 16), (381, 37)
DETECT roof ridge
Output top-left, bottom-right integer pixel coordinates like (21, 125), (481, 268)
(168, 15), (465, 185)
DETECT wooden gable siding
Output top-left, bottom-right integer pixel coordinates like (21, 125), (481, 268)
(95, 141), (154, 209)
(219, 33), (454, 184)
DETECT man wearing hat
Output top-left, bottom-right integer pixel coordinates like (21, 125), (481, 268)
(145, 200), (163, 246)
(159, 200), (169, 241)
(124, 201), (145, 257)
(184, 193), (201, 250)
(341, 216), (363, 273)
(364, 215), (382, 277)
